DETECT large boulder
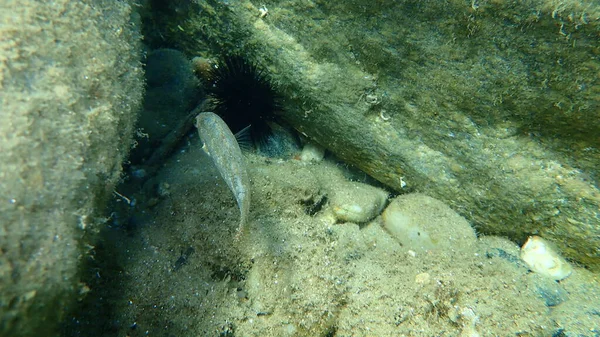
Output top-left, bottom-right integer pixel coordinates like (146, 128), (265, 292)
(0, 0), (143, 335)
(147, 0), (600, 271)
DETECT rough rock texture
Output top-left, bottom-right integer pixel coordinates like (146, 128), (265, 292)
(144, 0), (600, 271)
(382, 194), (477, 252)
(0, 1), (143, 335)
(130, 48), (201, 164)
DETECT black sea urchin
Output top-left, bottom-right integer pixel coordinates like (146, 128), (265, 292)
(207, 55), (280, 147)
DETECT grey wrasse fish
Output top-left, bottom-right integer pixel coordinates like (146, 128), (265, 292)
(195, 111), (250, 240)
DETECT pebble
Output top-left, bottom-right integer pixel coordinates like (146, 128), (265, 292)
(300, 142), (325, 162)
(520, 236), (572, 281)
(329, 181), (388, 223)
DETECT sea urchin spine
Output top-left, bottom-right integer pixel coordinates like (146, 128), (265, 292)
(206, 55), (280, 148)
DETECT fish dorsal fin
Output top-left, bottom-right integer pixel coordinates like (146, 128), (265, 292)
(235, 125), (253, 152)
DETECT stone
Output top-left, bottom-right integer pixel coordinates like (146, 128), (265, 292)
(300, 142), (325, 163)
(0, 1), (143, 335)
(328, 181), (388, 223)
(382, 194), (477, 252)
(520, 236), (573, 281)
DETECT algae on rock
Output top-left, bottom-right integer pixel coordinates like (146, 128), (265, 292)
(147, 0), (600, 271)
(0, 1), (144, 335)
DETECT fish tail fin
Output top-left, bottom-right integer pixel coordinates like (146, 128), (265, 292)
(233, 228), (243, 242)
(234, 192), (250, 241)
(233, 216), (245, 242)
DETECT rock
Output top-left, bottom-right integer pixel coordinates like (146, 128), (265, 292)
(300, 142), (325, 163)
(131, 48), (201, 164)
(137, 0), (600, 271)
(328, 181), (388, 223)
(0, 1), (143, 335)
(257, 122), (301, 158)
(520, 236), (573, 281)
(382, 194), (476, 252)
(531, 277), (568, 307)
(479, 236), (524, 268)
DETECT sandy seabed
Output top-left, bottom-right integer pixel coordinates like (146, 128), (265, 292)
(84, 135), (600, 337)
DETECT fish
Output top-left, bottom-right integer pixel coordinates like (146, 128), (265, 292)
(195, 111), (251, 240)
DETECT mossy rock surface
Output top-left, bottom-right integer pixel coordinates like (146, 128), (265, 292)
(145, 0), (600, 270)
(0, 0), (143, 335)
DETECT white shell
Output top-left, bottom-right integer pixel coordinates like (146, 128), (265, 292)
(520, 236), (572, 281)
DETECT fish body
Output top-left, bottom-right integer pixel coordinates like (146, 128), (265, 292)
(195, 111), (250, 239)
